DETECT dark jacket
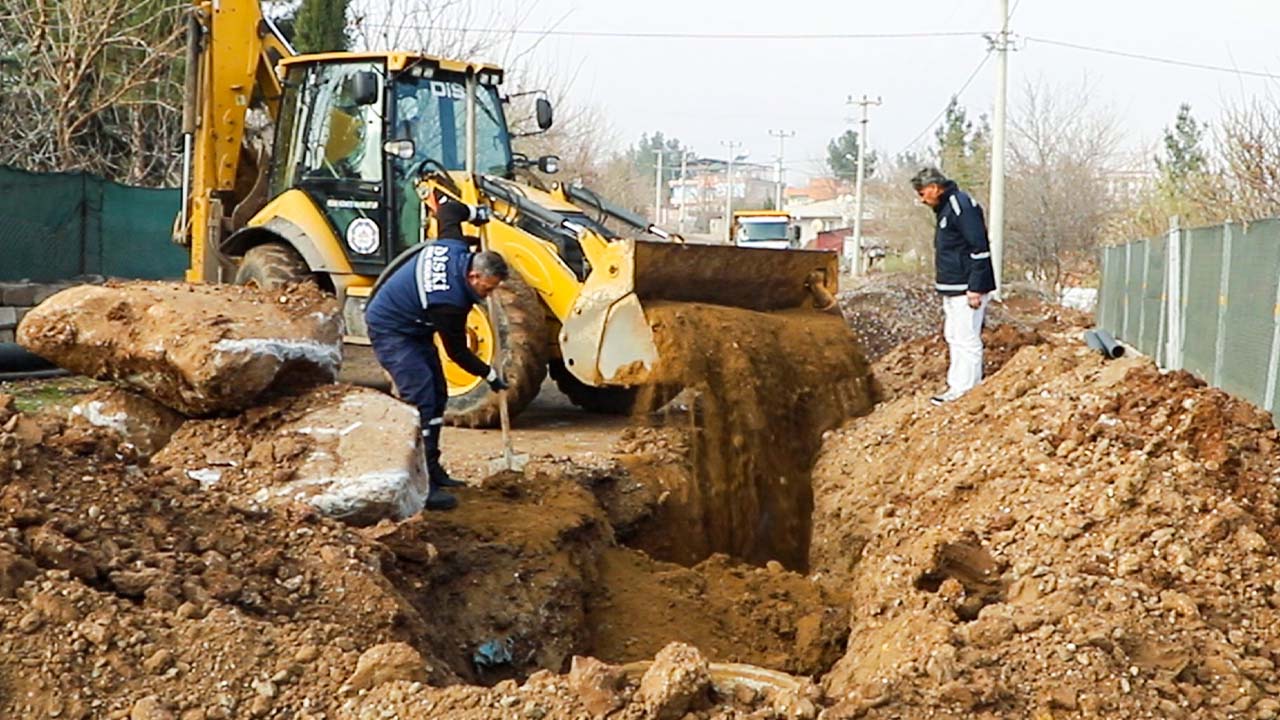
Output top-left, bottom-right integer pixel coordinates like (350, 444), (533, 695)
(932, 182), (997, 295)
(365, 238), (491, 378)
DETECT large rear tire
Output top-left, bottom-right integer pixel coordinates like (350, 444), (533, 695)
(444, 275), (549, 428)
(548, 359), (636, 415)
(234, 242), (314, 289)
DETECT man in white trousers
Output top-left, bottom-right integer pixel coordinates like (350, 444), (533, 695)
(909, 167), (998, 405)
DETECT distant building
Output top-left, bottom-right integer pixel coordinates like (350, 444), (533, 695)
(1104, 167), (1157, 201)
(667, 158), (777, 232)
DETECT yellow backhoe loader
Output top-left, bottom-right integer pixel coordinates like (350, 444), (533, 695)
(175, 0), (839, 427)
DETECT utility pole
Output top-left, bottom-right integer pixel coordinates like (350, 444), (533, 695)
(768, 129), (795, 210)
(847, 94), (881, 276)
(653, 149), (665, 225)
(678, 151), (693, 234)
(720, 140), (740, 242)
(988, 0), (1012, 298)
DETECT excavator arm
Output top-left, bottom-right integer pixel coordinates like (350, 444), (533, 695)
(178, 0), (293, 282)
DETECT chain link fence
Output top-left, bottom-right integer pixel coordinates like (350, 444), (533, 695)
(1098, 218), (1280, 425)
(0, 165), (187, 282)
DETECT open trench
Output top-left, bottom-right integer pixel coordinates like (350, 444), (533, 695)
(373, 302), (878, 686)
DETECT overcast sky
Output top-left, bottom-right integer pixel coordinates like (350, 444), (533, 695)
(463, 0), (1280, 180)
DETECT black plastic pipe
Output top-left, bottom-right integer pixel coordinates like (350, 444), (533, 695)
(1084, 328), (1125, 359)
(0, 343), (56, 373)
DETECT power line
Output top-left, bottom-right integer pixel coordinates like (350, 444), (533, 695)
(1026, 36), (1280, 80)
(355, 23), (988, 41)
(896, 49), (994, 157)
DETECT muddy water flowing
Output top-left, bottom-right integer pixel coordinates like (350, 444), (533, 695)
(631, 303), (875, 571)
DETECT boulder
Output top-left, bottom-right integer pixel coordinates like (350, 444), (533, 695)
(155, 386), (430, 525)
(17, 281), (341, 415)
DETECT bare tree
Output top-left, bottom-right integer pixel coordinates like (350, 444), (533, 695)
(0, 0), (186, 185)
(1110, 97), (1280, 244)
(1006, 77), (1122, 290)
(1195, 98), (1280, 220)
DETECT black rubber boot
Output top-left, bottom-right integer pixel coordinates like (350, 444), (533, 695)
(425, 425), (466, 488)
(424, 484), (458, 511)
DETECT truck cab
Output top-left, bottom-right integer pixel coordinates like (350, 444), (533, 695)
(730, 211), (798, 250)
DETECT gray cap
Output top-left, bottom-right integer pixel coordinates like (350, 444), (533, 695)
(910, 166), (949, 191)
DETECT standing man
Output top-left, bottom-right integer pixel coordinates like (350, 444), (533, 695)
(910, 167), (997, 405)
(365, 197), (509, 510)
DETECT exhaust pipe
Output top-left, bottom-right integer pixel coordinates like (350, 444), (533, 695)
(1084, 328), (1125, 359)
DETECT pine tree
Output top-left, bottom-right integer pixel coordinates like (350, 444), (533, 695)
(1156, 103), (1207, 182)
(826, 129), (876, 180)
(293, 0), (350, 54)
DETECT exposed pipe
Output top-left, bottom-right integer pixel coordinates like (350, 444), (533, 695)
(0, 343), (56, 373)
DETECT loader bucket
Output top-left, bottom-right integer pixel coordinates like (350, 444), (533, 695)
(559, 239), (839, 387)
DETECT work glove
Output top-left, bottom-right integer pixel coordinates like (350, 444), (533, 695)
(469, 204), (491, 225)
(486, 367), (509, 392)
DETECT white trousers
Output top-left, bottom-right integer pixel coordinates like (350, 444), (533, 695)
(942, 293), (990, 396)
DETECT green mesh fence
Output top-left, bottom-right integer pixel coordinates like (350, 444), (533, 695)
(0, 165), (187, 282)
(1098, 245), (1126, 332)
(1219, 220), (1280, 403)
(1123, 240), (1146, 342)
(1100, 220), (1280, 426)
(1181, 227), (1223, 382)
(1141, 237), (1165, 360)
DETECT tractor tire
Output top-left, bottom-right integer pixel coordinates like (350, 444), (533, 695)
(548, 358), (636, 415)
(234, 242), (315, 289)
(444, 275), (549, 428)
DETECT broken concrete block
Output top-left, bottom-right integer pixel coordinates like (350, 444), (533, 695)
(638, 642), (712, 720)
(17, 282), (342, 416)
(154, 386), (429, 525)
(67, 387), (186, 460)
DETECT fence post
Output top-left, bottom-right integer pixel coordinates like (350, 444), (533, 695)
(1212, 222), (1233, 388)
(1265, 235), (1280, 415)
(1164, 216), (1182, 370)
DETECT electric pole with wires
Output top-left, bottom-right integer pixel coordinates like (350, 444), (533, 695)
(847, 94), (880, 276)
(768, 129), (795, 210)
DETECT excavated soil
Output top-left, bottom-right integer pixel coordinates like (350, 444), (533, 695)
(10, 281), (1278, 720)
(0, 299), (867, 718)
(811, 339), (1280, 719)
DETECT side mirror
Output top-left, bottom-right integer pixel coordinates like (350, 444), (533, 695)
(350, 71), (380, 106)
(383, 139), (415, 159)
(535, 97), (554, 130)
(537, 155), (560, 174)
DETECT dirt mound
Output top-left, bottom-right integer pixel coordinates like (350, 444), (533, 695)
(869, 295), (1090, 402)
(17, 281), (341, 415)
(838, 272), (942, 361)
(0, 406), (434, 719)
(810, 342), (1280, 718)
(630, 302), (876, 571)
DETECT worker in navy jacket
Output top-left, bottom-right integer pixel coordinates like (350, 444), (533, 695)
(910, 167), (997, 405)
(365, 197), (508, 510)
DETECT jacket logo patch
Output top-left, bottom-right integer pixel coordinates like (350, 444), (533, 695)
(426, 245), (450, 292)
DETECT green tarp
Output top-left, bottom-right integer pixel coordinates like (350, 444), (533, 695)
(0, 165), (187, 282)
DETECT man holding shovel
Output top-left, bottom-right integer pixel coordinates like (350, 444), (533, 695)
(365, 196), (509, 511)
